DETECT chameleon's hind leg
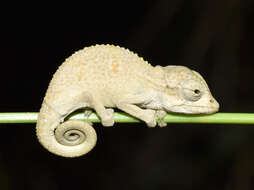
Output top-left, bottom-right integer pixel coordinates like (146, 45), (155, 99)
(89, 96), (114, 127)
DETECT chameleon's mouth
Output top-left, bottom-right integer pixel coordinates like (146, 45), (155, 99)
(169, 100), (219, 114)
(186, 97), (219, 114)
(187, 105), (219, 114)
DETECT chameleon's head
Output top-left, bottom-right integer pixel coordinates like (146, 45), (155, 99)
(160, 66), (219, 114)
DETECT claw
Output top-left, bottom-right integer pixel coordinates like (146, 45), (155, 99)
(156, 110), (167, 127)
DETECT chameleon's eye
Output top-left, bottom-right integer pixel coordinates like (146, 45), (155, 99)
(194, 89), (201, 95)
(181, 88), (202, 101)
(180, 80), (203, 102)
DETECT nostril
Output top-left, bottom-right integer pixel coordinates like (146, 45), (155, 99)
(210, 99), (214, 103)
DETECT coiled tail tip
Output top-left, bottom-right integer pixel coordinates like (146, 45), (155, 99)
(36, 103), (97, 158)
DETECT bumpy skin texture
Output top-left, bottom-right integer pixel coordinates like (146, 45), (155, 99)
(36, 44), (219, 157)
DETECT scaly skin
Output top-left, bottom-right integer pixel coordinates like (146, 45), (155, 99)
(36, 44), (219, 157)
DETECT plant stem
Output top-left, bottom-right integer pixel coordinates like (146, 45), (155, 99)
(0, 112), (254, 125)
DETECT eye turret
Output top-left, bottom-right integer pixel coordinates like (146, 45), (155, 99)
(180, 80), (203, 102)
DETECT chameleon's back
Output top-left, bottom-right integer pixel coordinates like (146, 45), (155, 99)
(63, 44), (153, 82)
(45, 44), (155, 101)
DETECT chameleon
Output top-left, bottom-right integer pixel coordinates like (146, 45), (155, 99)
(36, 44), (219, 158)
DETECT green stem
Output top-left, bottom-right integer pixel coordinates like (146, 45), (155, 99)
(0, 112), (254, 125)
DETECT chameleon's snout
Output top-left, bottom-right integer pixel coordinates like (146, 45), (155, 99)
(208, 97), (220, 113)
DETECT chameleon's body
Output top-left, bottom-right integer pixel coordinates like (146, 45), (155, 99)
(36, 44), (219, 157)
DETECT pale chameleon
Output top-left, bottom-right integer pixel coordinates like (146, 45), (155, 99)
(36, 44), (219, 157)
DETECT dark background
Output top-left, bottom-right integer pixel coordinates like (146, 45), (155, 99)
(1, 0), (254, 189)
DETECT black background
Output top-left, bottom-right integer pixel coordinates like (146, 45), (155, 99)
(1, 0), (254, 190)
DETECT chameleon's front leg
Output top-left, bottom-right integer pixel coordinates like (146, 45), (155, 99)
(115, 94), (157, 127)
(117, 102), (157, 127)
(115, 90), (166, 127)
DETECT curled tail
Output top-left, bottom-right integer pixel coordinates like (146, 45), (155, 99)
(36, 102), (97, 158)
